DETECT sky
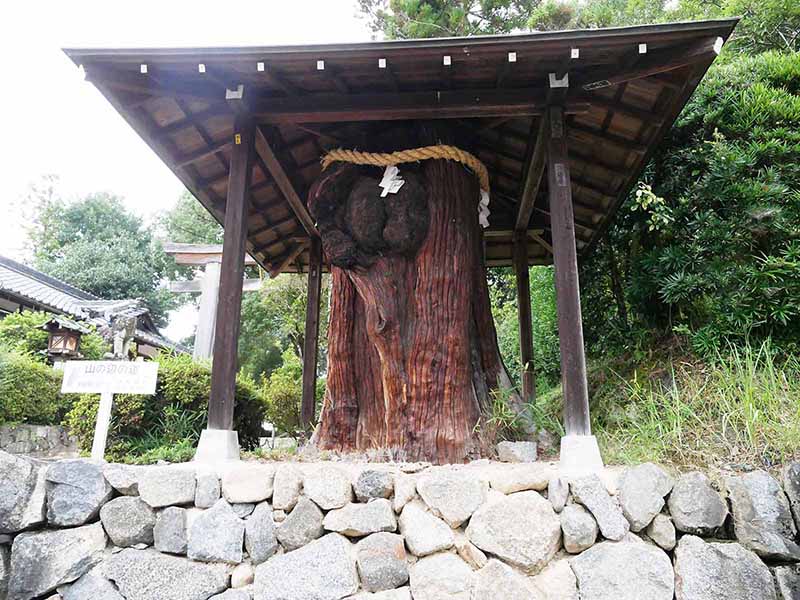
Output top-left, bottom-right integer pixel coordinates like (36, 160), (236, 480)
(0, 0), (373, 341)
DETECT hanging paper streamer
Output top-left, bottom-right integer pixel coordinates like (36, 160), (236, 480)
(379, 165), (405, 197)
(478, 189), (491, 228)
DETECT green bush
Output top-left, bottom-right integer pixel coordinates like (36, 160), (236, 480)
(491, 266), (562, 390)
(0, 348), (70, 425)
(581, 51), (800, 357)
(259, 350), (322, 438)
(64, 353), (268, 463)
(0, 310), (108, 360)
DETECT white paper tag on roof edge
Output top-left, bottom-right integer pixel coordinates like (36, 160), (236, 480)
(379, 165), (405, 197)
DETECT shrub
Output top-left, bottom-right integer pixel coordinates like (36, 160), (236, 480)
(0, 348), (70, 425)
(258, 350), (327, 438)
(0, 310), (108, 360)
(491, 266), (562, 390)
(64, 352), (268, 463)
(581, 51), (800, 356)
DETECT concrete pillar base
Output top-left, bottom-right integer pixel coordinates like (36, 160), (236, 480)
(559, 434), (604, 480)
(194, 429), (240, 463)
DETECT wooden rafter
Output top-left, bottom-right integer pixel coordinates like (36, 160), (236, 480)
(250, 89), (589, 123)
(254, 126), (319, 237)
(568, 122), (648, 155)
(268, 241), (309, 277)
(579, 36), (723, 91)
(514, 119), (547, 233)
(174, 138), (232, 169)
(85, 65), (223, 102)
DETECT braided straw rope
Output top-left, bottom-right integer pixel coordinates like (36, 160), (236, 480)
(320, 145), (490, 194)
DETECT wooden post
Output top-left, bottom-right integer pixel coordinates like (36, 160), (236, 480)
(546, 105), (591, 436)
(513, 233), (535, 402)
(301, 237), (322, 427)
(208, 115), (254, 430)
(91, 391), (114, 461)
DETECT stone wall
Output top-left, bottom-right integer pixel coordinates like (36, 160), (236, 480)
(1, 446), (799, 600)
(0, 425), (77, 459)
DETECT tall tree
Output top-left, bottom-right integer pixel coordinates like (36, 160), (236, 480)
(27, 181), (175, 326)
(159, 190), (223, 245)
(358, 0), (540, 38)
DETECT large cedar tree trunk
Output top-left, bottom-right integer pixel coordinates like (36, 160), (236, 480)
(308, 147), (532, 464)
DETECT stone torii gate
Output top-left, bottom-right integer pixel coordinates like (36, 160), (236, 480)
(164, 243), (262, 361)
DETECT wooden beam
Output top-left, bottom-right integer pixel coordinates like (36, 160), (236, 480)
(85, 65), (223, 102)
(174, 138), (232, 169)
(254, 126), (319, 237)
(580, 36), (723, 91)
(546, 105), (590, 436)
(515, 118), (547, 232)
(268, 241), (309, 277)
(250, 89), (589, 124)
(301, 237), (322, 427)
(159, 105), (230, 135)
(530, 231), (553, 255)
(568, 122), (648, 155)
(258, 64), (300, 96)
(249, 213), (298, 238)
(208, 115), (255, 431)
(579, 94), (664, 126)
(513, 234), (536, 403)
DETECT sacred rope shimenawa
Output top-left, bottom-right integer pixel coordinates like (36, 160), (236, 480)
(320, 145), (491, 195)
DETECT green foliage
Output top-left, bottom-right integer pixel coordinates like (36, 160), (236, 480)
(0, 312), (50, 358)
(26, 182), (176, 326)
(259, 350), (325, 438)
(239, 275), (330, 381)
(0, 348), (71, 425)
(588, 52), (800, 354)
(491, 266), (561, 390)
(158, 190), (223, 245)
(358, 0), (539, 39)
(0, 311), (108, 360)
(360, 0), (798, 55)
(64, 353), (268, 463)
(534, 341), (800, 468)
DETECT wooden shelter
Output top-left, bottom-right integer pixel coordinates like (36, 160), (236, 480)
(64, 18), (737, 459)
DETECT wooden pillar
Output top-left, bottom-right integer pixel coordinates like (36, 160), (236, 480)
(301, 237), (322, 427)
(513, 233), (536, 402)
(208, 115), (255, 430)
(546, 105), (591, 436)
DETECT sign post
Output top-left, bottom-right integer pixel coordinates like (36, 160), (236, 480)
(61, 361), (159, 461)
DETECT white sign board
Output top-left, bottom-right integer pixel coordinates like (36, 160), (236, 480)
(60, 361), (159, 461)
(61, 361), (159, 394)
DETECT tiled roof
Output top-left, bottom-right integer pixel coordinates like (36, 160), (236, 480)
(0, 255), (186, 353)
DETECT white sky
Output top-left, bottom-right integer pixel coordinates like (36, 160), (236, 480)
(0, 0), (372, 341)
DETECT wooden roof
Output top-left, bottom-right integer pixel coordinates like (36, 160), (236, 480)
(64, 18), (737, 273)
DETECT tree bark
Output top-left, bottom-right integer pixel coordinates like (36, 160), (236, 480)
(310, 155), (532, 464)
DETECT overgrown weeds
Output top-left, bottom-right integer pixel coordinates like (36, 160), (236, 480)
(535, 341), (800, 471)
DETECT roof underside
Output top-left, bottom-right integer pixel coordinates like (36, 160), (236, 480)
(65, 19), (737, 273)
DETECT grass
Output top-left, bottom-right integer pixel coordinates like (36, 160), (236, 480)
(532, 341), (800, 471)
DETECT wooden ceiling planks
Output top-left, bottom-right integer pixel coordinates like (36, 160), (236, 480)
(64, 18), (737, 273)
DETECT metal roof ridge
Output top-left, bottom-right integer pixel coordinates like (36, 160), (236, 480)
(62, 17), (740, 59)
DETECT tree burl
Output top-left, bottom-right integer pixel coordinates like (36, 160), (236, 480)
(308, 156), (532, 463)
